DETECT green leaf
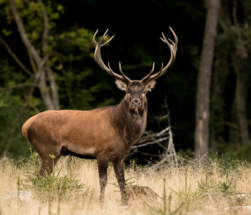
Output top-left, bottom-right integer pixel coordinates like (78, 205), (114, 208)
(57, 5), (64, 11)
(2, 29), (12, 36)
(54, 64), (63, 70)
(49, 154), (56, 159)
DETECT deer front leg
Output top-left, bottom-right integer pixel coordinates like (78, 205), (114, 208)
(97, 157), (109, 202)
(112, 159), (127, 205)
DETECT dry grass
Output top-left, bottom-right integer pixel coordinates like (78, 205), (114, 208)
(1, 155), (251, 215)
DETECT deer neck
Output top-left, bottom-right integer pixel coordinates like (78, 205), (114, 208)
(113, 97), (148, 145)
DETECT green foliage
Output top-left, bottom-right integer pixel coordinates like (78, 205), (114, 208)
(109, 177), (138, 195)
(143, 178), (184, 215)
(143, 159), (242, 215)
(0, 60), (35, 158)
(1, 0), (251, 164)
(196, 169), (234, 196)
(0, 0), (118, 158)
(22, 150), (84, 199)
(23, 169), (84, 197)
(195, 158), (245, 197)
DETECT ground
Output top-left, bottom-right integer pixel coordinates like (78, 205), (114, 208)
(1, 155), (251, 215)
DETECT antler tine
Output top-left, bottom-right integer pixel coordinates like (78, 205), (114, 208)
(93, 29), (132, 83)
(141, 27), (178, 83)
(169, 27), (178, 45)
(101, 35), (115, 47)
(168, 38), (175, 45)
(161, 28), (178, 61)
(169, 27), (178, 60)
(141, 38), (173, 82)
(140, 63), (155, 84)
(161, 32), (168, 43)
(108, 62), (130, 82)
(93, 29), (111, 46)
(119, 62), (132, 84)
(107, 62), (117, 77)
(92, 29), (99, 45)
(154, 62), (164, 79)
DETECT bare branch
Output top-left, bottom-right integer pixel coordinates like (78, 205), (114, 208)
(40, 53), (50, 68)
(9, 0), (57, 110)
(39, 70), (54, 110)
(134, 101), (178, 168)
(156, 127), (170, 137)
(131, 150), (161, 158)
(137, 127), (169, 144)
(148, 114), (169, 123)
(45, 67), (60, 110)
(129, 121), (172, 161)
(0, 54), (49, 91)
(132, 137), (169, 149)
(27, 48), (38, 73)
(38, 0), (49, 49)
(39, 0), (60, 110)
(0, 36), (33, 76)
(0, 83), (38, 91)
(9, 0), (42, 66)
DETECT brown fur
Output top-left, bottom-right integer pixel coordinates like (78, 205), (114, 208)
(22, 115), (38, 140)
(22, 28), (177, 205)
(23, 99), (146, 162)
(22, 84), (148, 205)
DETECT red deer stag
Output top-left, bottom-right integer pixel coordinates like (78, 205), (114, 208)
(22, 28), (178, 204)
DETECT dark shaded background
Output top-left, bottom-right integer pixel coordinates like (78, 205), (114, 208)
(4, 0), (243, 162)
(57, 0), (205, 151)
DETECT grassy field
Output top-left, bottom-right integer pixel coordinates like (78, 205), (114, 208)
(1, 154), (251, 215)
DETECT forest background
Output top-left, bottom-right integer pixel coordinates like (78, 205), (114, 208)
(1, 0), (251, 164)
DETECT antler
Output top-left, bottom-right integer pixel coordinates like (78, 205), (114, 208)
(141, 27), (178, 84)
(93, 29), (132, 84)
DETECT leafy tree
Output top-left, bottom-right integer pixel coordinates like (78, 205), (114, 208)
(0, 0), (115, 157)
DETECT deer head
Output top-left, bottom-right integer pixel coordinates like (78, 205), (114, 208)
(93, 28), (178, 111)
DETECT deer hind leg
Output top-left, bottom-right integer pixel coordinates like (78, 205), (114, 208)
(112, 159), (127, 205)
(27, 124), (62, 178)
(39, 152), (60, 178)
(97, 157), (109, 202)
(34, 144), (61, 178)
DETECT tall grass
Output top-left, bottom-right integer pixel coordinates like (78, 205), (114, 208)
(1, 154), (251, 215)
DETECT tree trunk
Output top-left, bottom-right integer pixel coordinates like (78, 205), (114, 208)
(232, 52), (250, 145)
(195, 0), (220, 159)
(230, 0), (250, 146)
(219, 0), (250, 148)
(229, 99), (239, 150)
(210, 50), (229, 151)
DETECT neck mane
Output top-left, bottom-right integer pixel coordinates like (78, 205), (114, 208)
(112, 97), (148, 145)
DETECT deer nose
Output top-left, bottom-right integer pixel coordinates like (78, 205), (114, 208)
(132, 99), (141, 106)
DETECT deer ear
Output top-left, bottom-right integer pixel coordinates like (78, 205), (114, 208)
(145, 80), (156, 92)
(115, 79), (127, 91)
